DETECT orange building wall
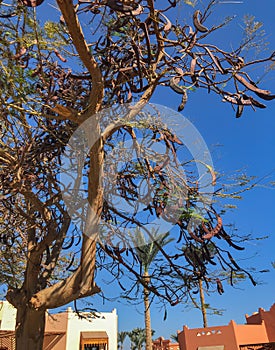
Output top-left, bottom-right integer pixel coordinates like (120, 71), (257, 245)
(178, 322), (239, 350)
(246, 304), (275, 342)
(177, 303), (275, 350)
(231, 321), (269, 346)
(153, 336), (180, 350)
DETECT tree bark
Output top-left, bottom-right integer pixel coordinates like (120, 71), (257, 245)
(199, 278), (208, 328)
(15, 305), (45, 350)
(143, 271), (152, 350)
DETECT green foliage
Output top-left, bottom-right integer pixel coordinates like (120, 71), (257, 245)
(44, 21), (70, 47)
(0, 12), (73, 118)
(242, 14), (268, 54)
(131, 229), (174, 273)
(184, 0), (197, 7)
(128, 328), (146, 350)
(243, 15), (263, 37)
(118, 331), (128, 350)
(211, 307), (225, 316)
(170, 333), (179, 342)
(221, 270), (246, 285)
(128, 328), (155, 350)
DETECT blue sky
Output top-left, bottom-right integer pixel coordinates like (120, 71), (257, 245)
(33, 0), (275, 344)
(89, 0), (275, 341)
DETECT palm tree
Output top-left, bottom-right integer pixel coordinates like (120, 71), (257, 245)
(128, 328), (146, 350)
(118, 331), (128, 350)
(198, 277), (208, 328)
(131, 230), (173, 350)
(183, 243), (215, 328)
(183, 241), (230, 328)
(170, 333), (179, 343)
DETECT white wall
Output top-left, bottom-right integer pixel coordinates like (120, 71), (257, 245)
(65, 308), (118, 350)
(0, 301), (118, 350)
(0, 301), (16, 330)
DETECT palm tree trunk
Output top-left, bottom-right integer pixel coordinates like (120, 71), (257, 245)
(199, 278), (208, 328)
(143, 271), (152, 350)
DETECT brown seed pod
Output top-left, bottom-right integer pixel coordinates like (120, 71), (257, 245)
(223, 95), (238, 104)
(190, 56), (197, 81)
(193, 10), (208, 33)
(174, 67), (184, 76)
(255, 92), (275, 101)
(246, 96), (266, 109)
(106, 0), (141, 15)
(53, 49), (67, 63)
(223, 94), (266, 109)
(234, 74), (271, 96)
(14, 47), (27, 59)
(178, 90), (188, 112)
(201, 213), (222, 240)
(158, 12), (172, 32)
(169, 77), (186, 94)
(236, 104), (244, 118)
(131, 4), (143, 16)
(20, 0), (44, 7)
(51, 104), (77, 118)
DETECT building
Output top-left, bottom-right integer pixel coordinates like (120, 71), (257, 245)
(0, 301), (118, 350)
(153, 336), (180, 350)
(177, 303), (275, 350)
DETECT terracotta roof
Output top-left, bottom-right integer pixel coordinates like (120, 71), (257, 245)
(81, 331), (108, 339)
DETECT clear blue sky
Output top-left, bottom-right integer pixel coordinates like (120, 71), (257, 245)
(40, 0), (275, 344)
(92, 0), (275, 341)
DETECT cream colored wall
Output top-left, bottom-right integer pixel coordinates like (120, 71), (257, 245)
(65, 308), (118, 350)
(0, 301), (118, 350)
(0, 301), (16, 330)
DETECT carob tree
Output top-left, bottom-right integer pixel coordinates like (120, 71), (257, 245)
(0, 1), (274, 349)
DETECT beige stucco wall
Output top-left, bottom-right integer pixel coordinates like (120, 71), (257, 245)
(0, 301), (16, 330)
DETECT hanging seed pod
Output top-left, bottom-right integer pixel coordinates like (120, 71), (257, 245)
(202, 213), (222, 240)
(234, 74), (272, 97)
(236, 104), (244, 118)
(20, 0), (44, 7)
(193, 10), (208, 33)
(178, 90), (188, 111)
(169, 77), (186, 94)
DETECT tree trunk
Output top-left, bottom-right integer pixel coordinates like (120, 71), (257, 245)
(199, 278), (208, 328)
(143, 271), (152, 350)
(15, 305), (46, 350)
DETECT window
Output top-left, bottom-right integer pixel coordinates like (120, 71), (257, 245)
(84, 346), (99, 350)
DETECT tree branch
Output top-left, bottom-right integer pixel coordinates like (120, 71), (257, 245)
(56, 0), (104, 116)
